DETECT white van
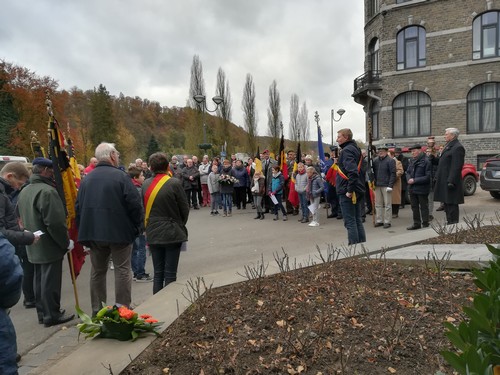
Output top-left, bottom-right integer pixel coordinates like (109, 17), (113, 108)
(0, 156), (31, 169)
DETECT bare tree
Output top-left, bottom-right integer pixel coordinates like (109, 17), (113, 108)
(298, 101), (310, 141)
(267, 80), (281, 153)
(216, 67), (232, 153)
(241, 73), (258, 152)
(189, 55), (205, 111)
(289, 93), (300, 141)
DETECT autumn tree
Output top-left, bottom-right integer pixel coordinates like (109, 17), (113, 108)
(298, 101), (310, 141)
(267, 80), (281, 154)
(0, 64), (18, 154)
(65, 87), (93, 164)
(241, 73), (258, 153)
(145, 134), (160, 160)
(215, 67), (232, 154)
(90, 84), (117, 150)
(289, 93), (300, 142)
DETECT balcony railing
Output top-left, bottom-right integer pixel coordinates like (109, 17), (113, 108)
(353, 70), (382, 93)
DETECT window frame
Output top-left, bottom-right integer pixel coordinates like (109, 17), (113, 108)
(467, 82), (500, 134)
(396, 26), (426, 70)
(472, 11), (500, 60)
(392, 91), (431, 138)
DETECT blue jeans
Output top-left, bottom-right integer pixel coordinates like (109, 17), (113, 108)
(221, 193), (233, 212)
(131, 234), (147, 277)
(0, 309), (17, 375)
(210, 193), (220, 211)
(298, 192), (309, 219)
(150, 243), (182, 294)
(339, 193), (366, 245)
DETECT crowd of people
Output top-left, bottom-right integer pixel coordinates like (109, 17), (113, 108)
(0, 127), (466, 374)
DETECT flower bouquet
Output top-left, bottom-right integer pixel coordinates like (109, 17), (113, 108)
(218, 174), (239, 185)
(76, 304), (162, 341)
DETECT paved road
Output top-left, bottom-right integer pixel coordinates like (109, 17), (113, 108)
(12, 188), (500, 358)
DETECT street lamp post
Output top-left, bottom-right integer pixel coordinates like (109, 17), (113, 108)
(330, 108), (346, 145)
(193, 94), (223, 151)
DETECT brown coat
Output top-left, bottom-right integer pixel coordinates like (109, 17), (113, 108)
(391, 158), (404, 205)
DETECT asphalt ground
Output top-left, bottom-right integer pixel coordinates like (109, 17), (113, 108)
(13, 188), (500, 374)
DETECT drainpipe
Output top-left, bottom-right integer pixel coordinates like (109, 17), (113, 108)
(367, 90), (381, 103)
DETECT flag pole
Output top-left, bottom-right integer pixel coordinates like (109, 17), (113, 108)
(45, 90), (80, 309)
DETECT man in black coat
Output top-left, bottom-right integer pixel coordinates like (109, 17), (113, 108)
(406, 145), (432, 230)
(433, 128), (465, 224)
(76, 142), (143, 315)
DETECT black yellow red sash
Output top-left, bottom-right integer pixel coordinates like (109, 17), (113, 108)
(332, 155), (363, 203)
(143, 173), (170, 225)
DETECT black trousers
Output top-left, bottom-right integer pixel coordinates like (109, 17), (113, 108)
(185, 188), (198, 207)
(34, 259), (63, 323)
(444, 203), (459, 224)
(234, 186), (247, 208)
(16, 245), (35, 303)
(410, 192), (429, 226)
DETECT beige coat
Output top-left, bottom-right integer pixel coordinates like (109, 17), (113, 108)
(392, 158), (404, 205)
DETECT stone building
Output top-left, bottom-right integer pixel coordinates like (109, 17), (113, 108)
(353, 0), (500, 166)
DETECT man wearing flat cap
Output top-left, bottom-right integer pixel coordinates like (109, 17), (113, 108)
(406, 145), (432, 230)
(17, 157), (75, 327)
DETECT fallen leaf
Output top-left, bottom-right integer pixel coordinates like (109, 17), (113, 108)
(162, 368), (170, 374)
(276, 320), (287, 327)
(276, 344), (283, 354)
(227, 325), (233, 334)
(257, 300), (264, 307)
(446, 316), (456, 322)
(248, 339), (257, 346)
(388, 367), (397, 373)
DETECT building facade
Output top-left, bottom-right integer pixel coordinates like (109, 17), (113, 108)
(353, 0), (500, 166)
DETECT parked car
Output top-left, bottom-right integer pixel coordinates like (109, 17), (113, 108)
(479, 154), (500, 199)
(0, 156), (30, 169)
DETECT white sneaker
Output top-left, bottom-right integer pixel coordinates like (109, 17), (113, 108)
(308, 221), (319, 227)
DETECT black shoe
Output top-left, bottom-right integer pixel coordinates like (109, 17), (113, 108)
(193, 205), (200, 210)
(327, 213), (337, 218)
(259, 214), (265, 220)
(374, 223), (383, 227)
(447, 221), (458, 225)
(366, 210), (372, 215)
(429, 215), (434, 221)
(254, 213), (261, 219)
(273, 215), (279, 221)
(24, 301), (36, 309)
(383, 223), (391, 229)
(16, 353), (21, 363)
(292, 209), (299, 216)
(44, 313), (75, 327)
(407, 224), (421, 230)
(301, 218), (309, 223)
(362, 217), (366, 223)
(264, 209), (270, 214)
(337, 216), (343, 220)
(422, 222), (429, 228)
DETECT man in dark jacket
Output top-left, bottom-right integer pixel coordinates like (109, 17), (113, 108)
(336, 128), (366, 245)
(181, 158), (200, 209)
(433, 128), (465, 225)
(17, 158), (75, 326)
(0, 162), (38, 308)
(372, 146), (396, 228)
(406, 145), (432, 230)
(0, 233), (23, 375)
(76, 143), (143, 315)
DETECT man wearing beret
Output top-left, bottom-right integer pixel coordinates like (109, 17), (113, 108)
(17, 157), (75, 327)
(406, 145), (432, 230)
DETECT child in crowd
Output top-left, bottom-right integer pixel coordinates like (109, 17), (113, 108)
(219, 159), (235, 217)
(294, 162), (309, 223)
(306, 166), (324, 227)
(270, 165), (287, 221)
(207, 164), (220, 216)
(251, 170), (266, 220)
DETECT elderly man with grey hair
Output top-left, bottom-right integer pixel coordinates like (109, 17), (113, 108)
(76, 142), (143, 315)
(433, 127), (465, 225)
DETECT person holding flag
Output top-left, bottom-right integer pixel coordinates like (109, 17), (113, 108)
(335, 128), (366, 246)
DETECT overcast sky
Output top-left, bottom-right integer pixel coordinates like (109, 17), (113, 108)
(1, 0), (366, 144)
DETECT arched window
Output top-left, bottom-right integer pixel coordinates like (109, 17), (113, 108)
(473, 11), (500, 59)
(392, 91), (431, 138)
(369, 38), (380, 73)
(467, 82), (500, 133)
(370, 100), (380, 140)
(396, 26), (426, 70)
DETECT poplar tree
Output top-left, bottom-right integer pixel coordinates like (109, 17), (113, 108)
(242, 73), (258, 152)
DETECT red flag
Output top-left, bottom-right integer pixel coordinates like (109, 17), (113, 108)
(48, 118), (86, 278)
(287, 141), (300, 207)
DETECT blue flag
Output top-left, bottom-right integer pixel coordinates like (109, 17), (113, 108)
(317, 125), (326, 172)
